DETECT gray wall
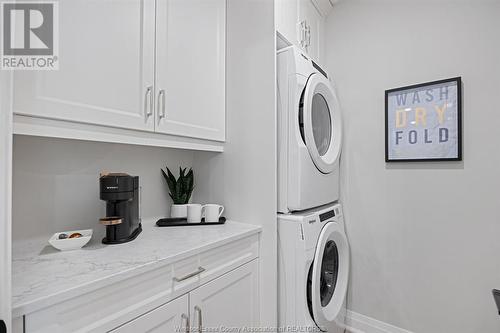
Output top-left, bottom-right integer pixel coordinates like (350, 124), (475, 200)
(12, 135), (195, 241)
(325, 0), (500, 332)
(193, 0), (277, 328)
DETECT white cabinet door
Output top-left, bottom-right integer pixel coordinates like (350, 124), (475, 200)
(110, 295), (188, 333)
(189, 260), (259, 331)
(156, 0), (226, 141)
(13, 0), (156, 132)
(275, 0), (325, 63)
(275, 0), (299, 45)
(298, 0), (324, 63)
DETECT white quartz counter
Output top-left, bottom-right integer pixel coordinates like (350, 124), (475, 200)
(12, 218), (261, 317)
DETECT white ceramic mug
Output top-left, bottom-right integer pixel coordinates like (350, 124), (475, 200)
(204, 204), (224, 222)
(187, 204), (204, 223)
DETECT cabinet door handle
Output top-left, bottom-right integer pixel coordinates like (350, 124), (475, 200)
(157, 89), (166, 122)
(195, 306), (202, 332)
(305, 24), (311, 48)
(173, 266), (205, 282)
(181, 313), (190, 333)
(144, 86), (153, 120)
(298, 20), (307, 48)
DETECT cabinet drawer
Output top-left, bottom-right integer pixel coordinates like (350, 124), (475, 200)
(170, 233), (259, 295)
(24, 263), (177, 333)
(23, 234), (259, 333)
(199, 233), (259, 281)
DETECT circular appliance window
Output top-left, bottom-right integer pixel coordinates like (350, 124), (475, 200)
(300, 73), (342, 174)
(308, 222), (350, 331)
(311, 94), (332, 157)
(307, 241), (339, 318)
(319, 240), (339, 306)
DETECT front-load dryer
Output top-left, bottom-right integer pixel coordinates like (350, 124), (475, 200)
(277, 46), (342, 213)
(278, 203), (349, 332)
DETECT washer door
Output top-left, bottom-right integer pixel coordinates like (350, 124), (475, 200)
(310, 222), (349, 331)
(302, 73), (342, 174)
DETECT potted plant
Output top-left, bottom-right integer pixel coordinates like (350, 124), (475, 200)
(161, 166), (194, 218)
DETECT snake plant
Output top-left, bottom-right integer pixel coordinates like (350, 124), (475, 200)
(161, 166), (194, 205)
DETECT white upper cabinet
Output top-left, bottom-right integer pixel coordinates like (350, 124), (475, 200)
(298, 0), (324, 63)
(14, 0), (156, 132)
(275, 0), (299, 46)
(156, 0), (226, 141)
(13, 0), (226, 148)
(275, 0), (330, 64)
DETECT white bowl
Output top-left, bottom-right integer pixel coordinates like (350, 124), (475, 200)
(48, 229), (93, 251)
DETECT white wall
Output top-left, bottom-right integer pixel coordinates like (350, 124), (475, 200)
(193, 0), (277, 328)
(13, 135), (195, 241)
(0, 73), (13, 331)
(325, 1), (500, 332)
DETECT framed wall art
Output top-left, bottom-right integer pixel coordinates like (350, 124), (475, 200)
(385, 77), (462, 162)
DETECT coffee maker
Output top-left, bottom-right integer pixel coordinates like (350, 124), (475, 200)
(99, 173), (142, 244)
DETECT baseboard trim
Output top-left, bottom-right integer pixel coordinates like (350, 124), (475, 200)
(345, 310), (414, 333)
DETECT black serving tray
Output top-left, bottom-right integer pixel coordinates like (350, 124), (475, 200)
(156, 216), (226, 227)
(493, 289), (500, 315)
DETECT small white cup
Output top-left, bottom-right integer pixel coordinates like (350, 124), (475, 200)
(187, 204), (203, 223)
(204, 204), (224, 223)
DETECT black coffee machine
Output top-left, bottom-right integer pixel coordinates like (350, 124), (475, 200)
(99, 173), (142, 244)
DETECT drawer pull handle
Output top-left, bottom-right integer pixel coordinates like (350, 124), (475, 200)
(144, 86), (153, 120)
(157, 89), (166, 122)
(181, 313), (190, 333)
(173, 267), (205, 282)
(195, 306), (203, 332)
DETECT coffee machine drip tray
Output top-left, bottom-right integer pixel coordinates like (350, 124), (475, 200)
(102, 223), (142, 245)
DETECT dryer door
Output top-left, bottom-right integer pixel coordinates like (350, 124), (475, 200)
(302, 73), (342, 174)
(311, 222), (349, 331)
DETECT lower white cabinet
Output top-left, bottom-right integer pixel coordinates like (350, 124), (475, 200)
(15, 234), (260, 333)
(110, 294), (188, 333)
(189, 259), (259, 331)
(112, 260), (259, 333)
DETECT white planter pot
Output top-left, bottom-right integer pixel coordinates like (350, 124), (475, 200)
(170, 204), (188, 218)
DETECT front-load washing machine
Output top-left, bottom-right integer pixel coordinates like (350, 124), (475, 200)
(277, 46), (342, 213)
(278, 203), (349, 332)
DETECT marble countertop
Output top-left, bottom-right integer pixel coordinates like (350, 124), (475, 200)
(12, 218), (261, 317)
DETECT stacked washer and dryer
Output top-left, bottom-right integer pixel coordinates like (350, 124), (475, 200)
(277, 46), (350, 333)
